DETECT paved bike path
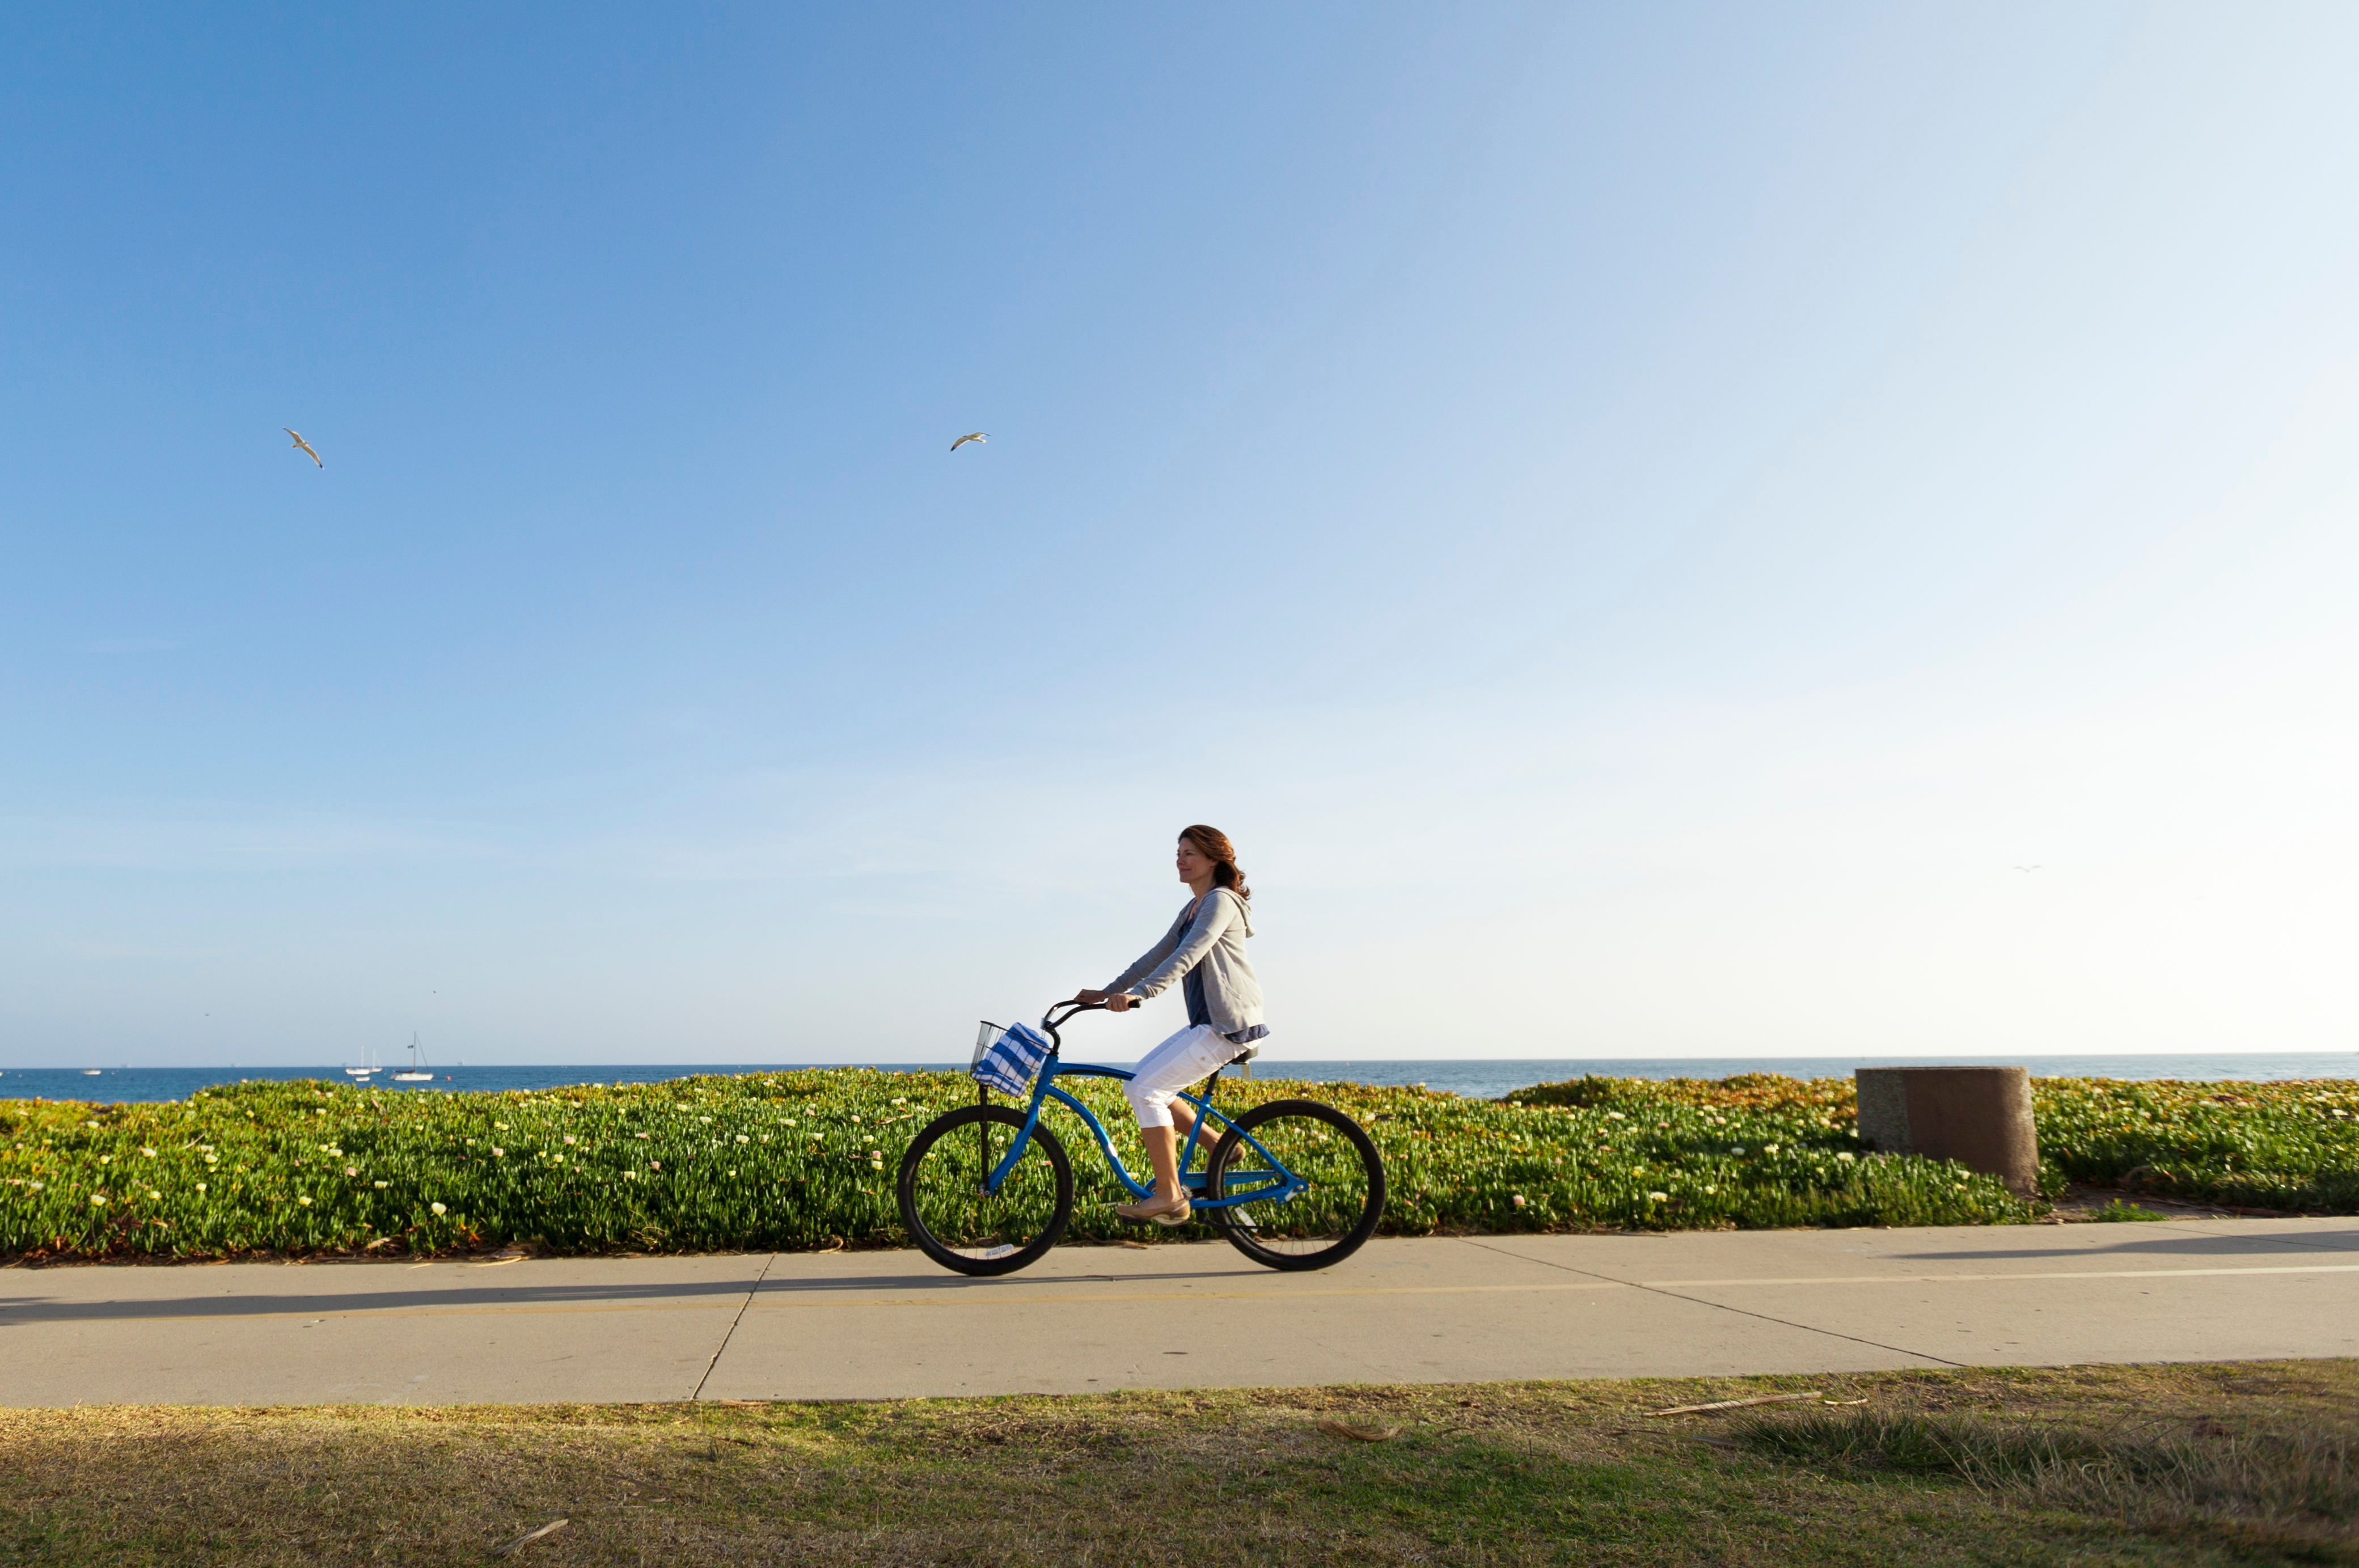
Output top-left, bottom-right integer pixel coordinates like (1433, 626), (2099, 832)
(3, 1217), (2353, 1406)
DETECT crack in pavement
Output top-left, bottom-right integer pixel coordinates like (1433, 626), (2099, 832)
(1456, 1237), (1966, 1368)
(691, 1254), (776, 1401)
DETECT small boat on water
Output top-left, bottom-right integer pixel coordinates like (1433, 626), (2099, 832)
(391, 1034), (434, 1083)
(345, 1046), (379, 1080)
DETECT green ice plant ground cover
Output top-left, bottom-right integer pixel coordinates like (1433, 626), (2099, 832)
(1, 1071), (2353, 1261)
(2026, 1076), (2359, 1210)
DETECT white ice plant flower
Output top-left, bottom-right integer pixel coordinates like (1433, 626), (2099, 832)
(430, 1201), (447, 1215)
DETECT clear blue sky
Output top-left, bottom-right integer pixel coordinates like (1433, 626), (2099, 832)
(5, 4), (2356, 1066)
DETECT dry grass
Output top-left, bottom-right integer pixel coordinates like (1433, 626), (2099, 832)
(1736, 1397), (2358, 1550)
(2, 1363), (2354, 1566)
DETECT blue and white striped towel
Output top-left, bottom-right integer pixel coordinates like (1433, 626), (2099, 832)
(970, 1021), (1052, 1097)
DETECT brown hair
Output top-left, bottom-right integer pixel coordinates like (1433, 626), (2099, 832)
(1179, 824), (1250, 901)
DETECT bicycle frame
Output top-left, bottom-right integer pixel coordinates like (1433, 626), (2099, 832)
(981, 1003), (1304, 1209)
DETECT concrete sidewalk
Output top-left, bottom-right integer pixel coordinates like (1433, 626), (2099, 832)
(3, 1216), (2354, 1408)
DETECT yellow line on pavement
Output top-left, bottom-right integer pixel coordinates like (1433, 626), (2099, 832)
(1635, 1264), (2359, 1290)
(756, 1262), (2359, 1309)
(18, 1262), (2354, 1325)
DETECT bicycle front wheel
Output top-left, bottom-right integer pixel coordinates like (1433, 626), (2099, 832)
(897, 1103), (1073, 1277)
(1205, 1098), (1386, 1271)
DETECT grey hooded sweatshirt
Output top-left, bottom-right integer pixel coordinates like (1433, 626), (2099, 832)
(1106, 887), (1266, 1039)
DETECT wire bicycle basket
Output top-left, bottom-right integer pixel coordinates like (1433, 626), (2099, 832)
(969, 1019), (1051, 1098)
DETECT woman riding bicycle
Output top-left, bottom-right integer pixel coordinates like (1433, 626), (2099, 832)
(1071, 823), (1267, 1227)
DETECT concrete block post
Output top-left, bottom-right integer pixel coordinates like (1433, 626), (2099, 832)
(1854, 1066), (2040, 1198)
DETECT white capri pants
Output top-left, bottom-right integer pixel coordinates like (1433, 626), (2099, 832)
(1123, 1024), (1245, 1130)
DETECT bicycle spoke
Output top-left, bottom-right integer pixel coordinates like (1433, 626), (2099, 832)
(1208, 1100), (1385, 1270)
(900, 1106), (1071, 1273)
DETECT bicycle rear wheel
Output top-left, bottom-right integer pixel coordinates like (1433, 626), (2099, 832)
(897, 1104), (1073, 1277)
(1204, 1098), (1385, 1271)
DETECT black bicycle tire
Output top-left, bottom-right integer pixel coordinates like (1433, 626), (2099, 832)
(1204, 1098), (1386, 1271)
(897, 1104), (1073, 1277)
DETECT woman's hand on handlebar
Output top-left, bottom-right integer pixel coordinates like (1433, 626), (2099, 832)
(1070, 989), (1134, 1012)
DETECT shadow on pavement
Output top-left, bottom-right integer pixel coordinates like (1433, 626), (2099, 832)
(0, 1263), (1257, 1324)
(1899, 1227), (2359, 1263)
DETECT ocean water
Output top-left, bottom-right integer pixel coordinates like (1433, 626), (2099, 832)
(5, 1053), (2354, 1106)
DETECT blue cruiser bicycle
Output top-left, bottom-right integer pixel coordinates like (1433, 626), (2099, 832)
(896, 1000), (1386, 1277)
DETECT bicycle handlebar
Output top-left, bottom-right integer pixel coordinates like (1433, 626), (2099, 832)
(1039, 996), (1130, 1046)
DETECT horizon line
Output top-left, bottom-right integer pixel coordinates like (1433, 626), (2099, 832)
(8, 1049), (2355, 1072)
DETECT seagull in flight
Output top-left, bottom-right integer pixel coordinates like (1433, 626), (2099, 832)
(283, 428), (323, 467)
(2014, 865), (2043, 873)
(949, 432), (988, 453)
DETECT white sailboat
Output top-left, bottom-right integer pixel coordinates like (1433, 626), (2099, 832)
(391, 1034), (434, 1083)
(344, 1045), (379, 1079)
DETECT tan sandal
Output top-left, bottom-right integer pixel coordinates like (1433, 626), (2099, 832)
(1113, 1194), (1193, 1226)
